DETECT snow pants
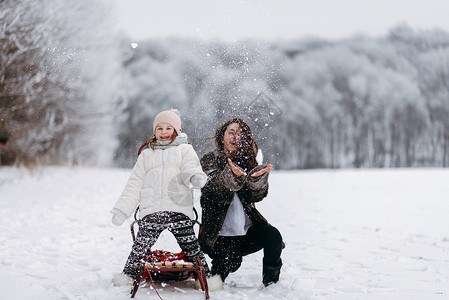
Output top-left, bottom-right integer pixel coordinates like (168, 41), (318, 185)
(209, 224), (283, 281)
(123, 211), (210, 276)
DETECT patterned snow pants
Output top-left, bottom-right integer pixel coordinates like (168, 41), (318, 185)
(123, 211), (210, 276)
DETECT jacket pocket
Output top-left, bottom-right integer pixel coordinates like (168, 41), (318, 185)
(167, 174), (191, 207)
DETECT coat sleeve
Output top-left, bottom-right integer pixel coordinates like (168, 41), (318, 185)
(180, 145), (207, 187)
(200, 152), (246, 199)
(240, 165), (270, 203)
(111, 150), (148, 218)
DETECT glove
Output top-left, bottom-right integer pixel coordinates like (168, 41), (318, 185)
(190, 174), (207, 189)
(111, 210), (127, 226)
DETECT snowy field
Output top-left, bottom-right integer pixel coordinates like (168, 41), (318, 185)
(1, 166), (449, 300)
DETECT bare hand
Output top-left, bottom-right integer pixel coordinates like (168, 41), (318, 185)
(251, 165), (272, 177)
(228, 158), (245, 177)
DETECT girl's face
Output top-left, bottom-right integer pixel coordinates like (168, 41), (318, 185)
(155, 123), (175, 142)
(223, 123), (241, 155)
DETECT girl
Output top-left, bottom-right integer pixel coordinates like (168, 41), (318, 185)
(111, 109), (218, 287)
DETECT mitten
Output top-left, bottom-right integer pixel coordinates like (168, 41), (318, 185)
(190, 173), (207, 189)
(111, 210), (127, 226)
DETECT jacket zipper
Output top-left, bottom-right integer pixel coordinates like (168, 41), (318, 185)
(160, 149), (165, 211)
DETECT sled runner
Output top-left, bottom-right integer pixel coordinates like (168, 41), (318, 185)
(129, 208), (209, 299)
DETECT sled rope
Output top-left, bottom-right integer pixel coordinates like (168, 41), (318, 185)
(148, 271), (164, 300)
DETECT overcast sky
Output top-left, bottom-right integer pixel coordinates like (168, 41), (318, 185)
(111, 0), (449, 42)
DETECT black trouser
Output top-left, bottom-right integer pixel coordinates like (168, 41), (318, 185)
(209, 224), (283, 281)
(123, 211), (210, 276)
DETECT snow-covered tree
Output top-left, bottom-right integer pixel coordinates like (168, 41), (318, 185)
(0, 0), (121, 166)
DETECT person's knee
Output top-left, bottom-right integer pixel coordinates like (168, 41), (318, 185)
(229, 256), (243, 272)
(266, 225), (283, 245)
(212, 255), (242, 275)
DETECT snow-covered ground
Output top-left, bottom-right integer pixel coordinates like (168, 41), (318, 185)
(1, 166), (449, 300)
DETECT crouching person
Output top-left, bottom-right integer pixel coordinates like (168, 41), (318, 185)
(199, 117), (284, 287)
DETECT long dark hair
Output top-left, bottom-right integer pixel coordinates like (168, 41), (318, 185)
(213, 117), (258, 171)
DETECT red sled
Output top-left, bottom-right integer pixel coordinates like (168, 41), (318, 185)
(129, 208), (209, 299)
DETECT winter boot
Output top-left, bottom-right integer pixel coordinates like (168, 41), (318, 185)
(194, 274), (224, 291)
(112, 273), (134, 286)
(262, 259), (282, 287)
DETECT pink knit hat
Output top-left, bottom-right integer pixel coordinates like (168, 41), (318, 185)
(153, 109), (182, 134)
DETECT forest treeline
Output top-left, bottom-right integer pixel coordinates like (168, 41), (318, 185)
(116, 27), (449, 169)
(2, 0), (449, 169)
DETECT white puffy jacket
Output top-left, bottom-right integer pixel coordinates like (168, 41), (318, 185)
(111, 142), (206, 220)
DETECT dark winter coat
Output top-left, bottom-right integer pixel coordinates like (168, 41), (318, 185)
(198, 149), (270, 254)
(0, 123), (8, 145)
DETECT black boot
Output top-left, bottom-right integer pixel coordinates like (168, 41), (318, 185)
(262, 259), (282, 287)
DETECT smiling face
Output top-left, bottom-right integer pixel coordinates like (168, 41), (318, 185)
(222, 123), (242, 156)
(155, 123), (175, 142)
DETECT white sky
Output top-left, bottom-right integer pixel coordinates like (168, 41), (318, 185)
(110, 0), (449, 42)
